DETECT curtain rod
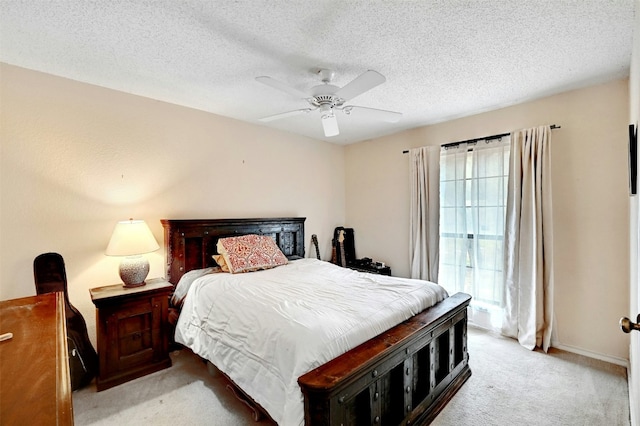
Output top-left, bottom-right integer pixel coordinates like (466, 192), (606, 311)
(402, 124), (561, 153)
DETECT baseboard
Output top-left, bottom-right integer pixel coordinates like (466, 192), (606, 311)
(470, 325), (630, 367)
(630, 380), (638, 426)
(630, 345), (638, 426)
(551, 340), (629, 368)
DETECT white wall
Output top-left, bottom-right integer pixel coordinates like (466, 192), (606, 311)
(345, 79), (631, 362)
(0, 63), (346, 346)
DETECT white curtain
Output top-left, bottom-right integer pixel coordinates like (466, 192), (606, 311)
(502, 125), (554, 351)
(438, 143), (469, 292)
(439, 139), (510, 331)
(409, 146), (440, 282)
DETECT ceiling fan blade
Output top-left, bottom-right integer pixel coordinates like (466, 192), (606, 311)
(321, 114), (339, 137)
(335, 70), (386, 101)
(258, 108), (313, 122)
(255, 76), (310, 99)
(343, 105), (402, 123)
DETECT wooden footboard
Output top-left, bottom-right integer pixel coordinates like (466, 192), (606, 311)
(298, 292), (471, 426)
(161, 218), (471, 425)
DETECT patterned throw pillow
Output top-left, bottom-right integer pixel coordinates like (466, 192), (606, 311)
(216, 234), (288, 274)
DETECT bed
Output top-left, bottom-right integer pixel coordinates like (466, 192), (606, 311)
(162, 217), (471, 425)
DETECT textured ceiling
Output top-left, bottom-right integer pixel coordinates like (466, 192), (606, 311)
(0, 1), (636, 145)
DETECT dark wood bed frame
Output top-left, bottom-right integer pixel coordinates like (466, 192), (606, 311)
(161, 217), (471, 425)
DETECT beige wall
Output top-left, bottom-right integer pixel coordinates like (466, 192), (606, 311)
(0, 62), (632, 362)
(345, 79), (631, 361)
(0, 63), (346, 346)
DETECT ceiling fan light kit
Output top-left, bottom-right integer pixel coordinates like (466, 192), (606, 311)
(321, 111), (339, 137)
(256, 68), (402, 138)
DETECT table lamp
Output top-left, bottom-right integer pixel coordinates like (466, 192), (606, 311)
(106, 219), (159, 288)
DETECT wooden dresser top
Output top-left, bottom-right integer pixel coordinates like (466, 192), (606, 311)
(0, 292), (73, 425)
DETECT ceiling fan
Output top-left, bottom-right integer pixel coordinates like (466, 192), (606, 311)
(255, 69), (402, 137)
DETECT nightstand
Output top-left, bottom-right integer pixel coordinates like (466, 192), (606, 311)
(90, 277), (172, 391)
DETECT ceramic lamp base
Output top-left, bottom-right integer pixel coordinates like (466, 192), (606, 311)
(119, 255), (150, 288)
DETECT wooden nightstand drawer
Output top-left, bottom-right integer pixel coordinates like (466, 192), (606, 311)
(90, 278), (172, 391)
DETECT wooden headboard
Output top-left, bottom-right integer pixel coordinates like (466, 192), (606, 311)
(160, 217), (306, 284)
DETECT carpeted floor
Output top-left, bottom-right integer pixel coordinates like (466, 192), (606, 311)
(432, 327), (630, 426)
(73, 326), (630, 425)
(72, 347), (267, 426)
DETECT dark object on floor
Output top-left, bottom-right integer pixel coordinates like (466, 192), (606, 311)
(332, 226), (392, 275)
(34, 252), (98, 391)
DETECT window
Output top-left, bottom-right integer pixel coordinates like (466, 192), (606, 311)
(438, 138), (510, 328)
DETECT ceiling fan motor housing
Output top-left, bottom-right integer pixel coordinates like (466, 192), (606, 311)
(311, 94), (345, 111)
(256, 68), (400, 137)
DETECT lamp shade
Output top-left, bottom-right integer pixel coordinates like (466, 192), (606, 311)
(106, 219), (159, 256)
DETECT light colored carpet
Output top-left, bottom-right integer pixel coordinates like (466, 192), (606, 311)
(73, 327), (630, 425)
(73, 348), (270, 425)
(433, 327), (630, 426)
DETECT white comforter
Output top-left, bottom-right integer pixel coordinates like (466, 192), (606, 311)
(174, 258), (447, 425)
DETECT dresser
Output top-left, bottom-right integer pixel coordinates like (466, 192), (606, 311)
(0, 292), (73, 425)
(90, 278), (172, 391)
